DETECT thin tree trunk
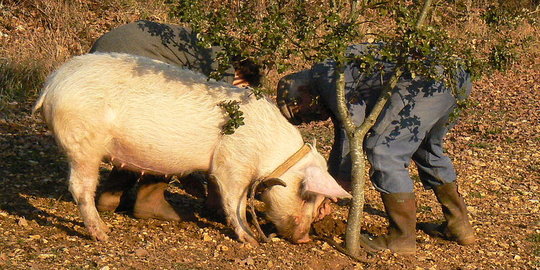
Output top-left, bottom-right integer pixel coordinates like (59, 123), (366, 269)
(341, 67), (403, 256)
(416, 0), (432, 28)
(340, 0), (432, 257)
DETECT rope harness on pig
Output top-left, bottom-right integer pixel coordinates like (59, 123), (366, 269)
(248, 143), (312, 242)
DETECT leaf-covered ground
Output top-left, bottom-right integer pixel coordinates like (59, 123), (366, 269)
(1, 1), (539, 269)
(1, 60), (538, 270)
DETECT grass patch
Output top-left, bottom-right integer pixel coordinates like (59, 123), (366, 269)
(0, 58), (47, 112)
(527, 233), (540, 243)
(486, 127), (503, 135)
(527, 233), (540, 257)
(418, 205), (432, 213)
(468, 191), (483, 198)
(528, 164), (540, 173)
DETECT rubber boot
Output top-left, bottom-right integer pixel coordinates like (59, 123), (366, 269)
(179, 172), (208, 199)
(96, 167), (138, 212)
(133, 175), (181, 221)
(433, 182), (475, 245)
(360, 193), (416, 255)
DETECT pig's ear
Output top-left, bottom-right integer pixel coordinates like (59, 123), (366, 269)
(303, 166), (352, 198)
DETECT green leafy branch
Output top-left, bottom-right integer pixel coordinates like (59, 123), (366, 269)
(218, 100), (244, 135)
(248, 87), (266, 100)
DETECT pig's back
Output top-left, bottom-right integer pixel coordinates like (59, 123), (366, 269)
(40, 53), (241, 174)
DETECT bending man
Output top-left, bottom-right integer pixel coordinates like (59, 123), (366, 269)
(276, 43), (475, 255)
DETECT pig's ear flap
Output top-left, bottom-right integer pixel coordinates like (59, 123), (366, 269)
(303, 166), (352, 198)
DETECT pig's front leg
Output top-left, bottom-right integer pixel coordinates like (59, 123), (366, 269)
(212, 173), (258, 245)
(68, 159), (110, 241)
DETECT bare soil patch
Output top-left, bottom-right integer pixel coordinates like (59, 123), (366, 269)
(0, 1), (539, 269)
(1, 63), (538, 269)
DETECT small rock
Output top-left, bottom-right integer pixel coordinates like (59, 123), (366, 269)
(240, 243), (254, 249)
(38, 254), (55, 259)
(100, 267), (110, 270)
(321, 242), (331, 250)
(271, 237), (281, 242)
(332, 236), (343, 244)
(203, 233), (212, 241)
(244, 257), (255, 265)
(17, 218), (28, 227)
(235, 257), (255, 266)
(134, 248), (149, 257)
(471, 159), (485, 166)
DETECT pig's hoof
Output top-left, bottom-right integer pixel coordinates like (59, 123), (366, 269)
(90, 231), (109, 241)
(88, 226), (109, 241)
(96, 218), (111, 234)
(239, 233), (259, 246)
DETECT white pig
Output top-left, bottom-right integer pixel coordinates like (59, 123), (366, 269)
(33, 53), (351, 244)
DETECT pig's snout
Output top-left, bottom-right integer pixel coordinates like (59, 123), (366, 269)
(288, 215), (313, 244)
(292, 233), (312, 244)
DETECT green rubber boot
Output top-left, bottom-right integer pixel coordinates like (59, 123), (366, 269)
(360, 193), (416, 255)
(433, 182), (475, 245)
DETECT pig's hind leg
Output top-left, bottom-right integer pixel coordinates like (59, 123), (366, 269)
(68, 157), (110, 241)
(55, 117), (111, 241)
(212, 173), (258, 245)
